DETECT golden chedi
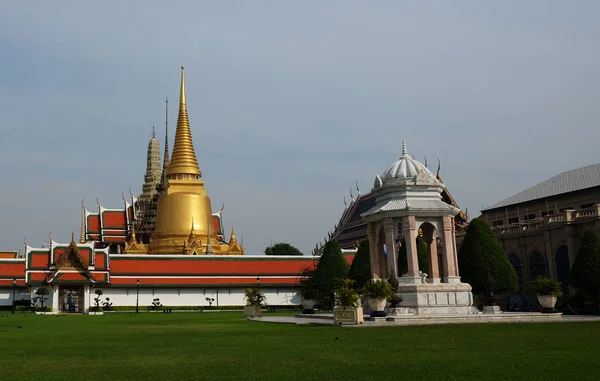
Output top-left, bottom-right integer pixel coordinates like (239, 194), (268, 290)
(148, 66), (239, 255)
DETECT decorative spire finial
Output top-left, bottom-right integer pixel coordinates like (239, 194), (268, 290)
(424, 157), (428, 168)
(230, 224), (237, 243)
(152, 125), (156, 138)
(71, 231), (75, 243)
(436, 158), (442, 182)
(161, 96), (170, 188)
(401, 140), (409, 158)
(167, 66), (202, 178)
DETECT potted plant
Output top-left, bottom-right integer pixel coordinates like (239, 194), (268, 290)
(363, 279), (396, 317)
(333, 279), (364, 325)
(244, 287), (266, 318)
(531, 276), (563, 312)
(298, 280), (318, 314)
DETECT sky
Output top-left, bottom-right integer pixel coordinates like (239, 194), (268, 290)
(0, 1), (599, 255)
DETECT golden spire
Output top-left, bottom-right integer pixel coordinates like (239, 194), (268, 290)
(80, 199), (86, 243)
(229, 225), (238, 244)
(167, 66), (201, 178)
(129, 220), (138, 244)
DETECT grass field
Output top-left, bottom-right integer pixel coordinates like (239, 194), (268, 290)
(0, 311), (598, 381)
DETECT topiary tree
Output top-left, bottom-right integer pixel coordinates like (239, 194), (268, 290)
(569, 228), (600, 308)
(348, 240), (371, 289)
(35, 288), (50, 310)
(458, 218), (518, 294)
(264, 243), (303, 256)
(312, 240), (349, 309)
(397, 236), (430, 275)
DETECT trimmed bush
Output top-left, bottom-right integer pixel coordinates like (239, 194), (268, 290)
(312, 240), (349, 309)
(348, 240), (371, 289)
(458, 218), (518, 294)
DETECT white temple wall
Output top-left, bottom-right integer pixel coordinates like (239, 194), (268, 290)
(90, 287), (302, 308)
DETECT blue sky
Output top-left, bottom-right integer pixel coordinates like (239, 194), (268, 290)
(0, 1), (599, 254)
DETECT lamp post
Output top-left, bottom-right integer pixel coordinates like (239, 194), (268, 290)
(136, 279), (140, 314)
(11, 278), (16, 315)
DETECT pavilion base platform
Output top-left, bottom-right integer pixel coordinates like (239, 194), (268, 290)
(395, 278), (475, 316)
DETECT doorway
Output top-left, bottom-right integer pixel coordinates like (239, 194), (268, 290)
(60, 286), (84, 313)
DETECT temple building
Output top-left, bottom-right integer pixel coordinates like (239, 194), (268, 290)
(0, 66), (355, 313)
(475, 163), (600, 294)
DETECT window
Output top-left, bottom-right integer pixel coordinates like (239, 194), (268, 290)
(581, 203), (595, 209)
(492, 220), (504, 227)
(525, 214), (536, 221)
(560, 207), (574, 212)
(508, 217), (519, 224)
(541, 211), (548, 217)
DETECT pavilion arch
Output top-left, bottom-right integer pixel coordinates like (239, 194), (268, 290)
(554, 245), (570, 287)
(529, 251), (548, 281)
(508, 253), (523, 292)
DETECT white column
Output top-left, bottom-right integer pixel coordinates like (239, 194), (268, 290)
(83, 285), (91, 314)
(383, 219), (397, 279)
(51, 286), (60, 313)
(442, 216), (460, 283)
(402, 216), (420, 282)
(428, 234), (441, 283)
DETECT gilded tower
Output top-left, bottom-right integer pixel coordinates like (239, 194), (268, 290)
(148, 66), (243, 255)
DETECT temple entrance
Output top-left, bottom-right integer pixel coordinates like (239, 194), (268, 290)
(59, 286), (84, 313)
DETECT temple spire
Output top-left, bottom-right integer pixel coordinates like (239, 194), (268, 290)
(400, 140), (409, 158)
(167, 66), (201, 178)
(230, 225), (238, 244)
(161, 97), (170, 187)
(79, 199), (86, 243)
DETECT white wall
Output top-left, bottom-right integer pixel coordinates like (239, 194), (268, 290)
(92, 286), (303, 308)
(0, 288), (31, 306)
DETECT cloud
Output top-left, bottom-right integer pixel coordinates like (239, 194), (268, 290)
(1, 1), (599, 254)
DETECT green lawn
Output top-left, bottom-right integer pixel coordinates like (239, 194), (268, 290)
(0, 312), (598, 381)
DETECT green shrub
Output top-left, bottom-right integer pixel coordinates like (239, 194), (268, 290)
(458, 218), (518, 294)
(334, 279), (360, 307)
(312, 240), (349, 308)
(348, 240), (371, 289)
(569, 228), (600, 308)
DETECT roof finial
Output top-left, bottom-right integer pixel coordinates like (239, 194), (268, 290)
(401, 140), (408, 158)
(152, 125), (156, 138)
(424, 157), (428, 168)
(71, 231), (75, 243)
(436, 158), (442, 182)
(230, 224), (237, 243)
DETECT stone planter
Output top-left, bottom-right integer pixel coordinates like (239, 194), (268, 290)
(301, 298), (316, 314)
(367, 298), (387, 317)
(537, 294), (557, 313)
(244, 305), (261, 318)
(333, 306), (364, 325)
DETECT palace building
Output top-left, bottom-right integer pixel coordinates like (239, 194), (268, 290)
(476, 163), (600, 294)
(0, 67), (354, 313)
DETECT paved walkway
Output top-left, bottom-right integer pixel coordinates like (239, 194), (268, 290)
(248, 312), (600, 327)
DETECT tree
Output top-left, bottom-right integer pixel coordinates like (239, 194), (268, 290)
(457, 218), (518, 294)
(397, 236), (430, 275)
(569, 228), (600, 308)
(35, 288), (50, 310)
(264, 243), (303, 256)
(312, 240), (349, 308)
(348, 240), (371, 289)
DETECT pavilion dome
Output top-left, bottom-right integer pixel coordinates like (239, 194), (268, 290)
(383, 141), (434, 179)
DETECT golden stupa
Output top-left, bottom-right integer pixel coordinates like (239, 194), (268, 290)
(124, 66), (243, 255)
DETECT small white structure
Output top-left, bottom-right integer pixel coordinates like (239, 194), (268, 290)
(361, 141), (474, 315)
